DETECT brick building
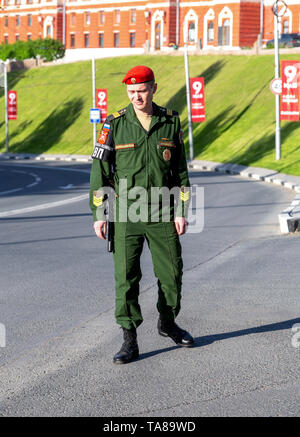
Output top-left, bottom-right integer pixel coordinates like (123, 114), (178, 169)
(0, 0), (300, 57)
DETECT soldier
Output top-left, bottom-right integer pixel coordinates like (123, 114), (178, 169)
(90, 65), (194, 364)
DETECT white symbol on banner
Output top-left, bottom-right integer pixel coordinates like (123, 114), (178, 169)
(192, 81), (202, 95)
(97, 91), (106, 106)
(9, 93), (16, 105)
(285, 66), (297, 83)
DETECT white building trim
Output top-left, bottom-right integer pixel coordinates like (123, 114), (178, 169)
(183, 9), (198, 44)
(151, 9), (164, 50)
(278, 8), (293, 34)
(264, 0), (300, 6)
(43, 15), (54, 38)
(203, 8), (215, 49)
(218, 6), (233, 48)
(64, 47), (144, 63)
(180, 0), (241, 6)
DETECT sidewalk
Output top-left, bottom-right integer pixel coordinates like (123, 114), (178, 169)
(1, 152), (300, 234)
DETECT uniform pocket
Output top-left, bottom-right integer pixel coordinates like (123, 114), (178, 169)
(115, 144), (138, 171)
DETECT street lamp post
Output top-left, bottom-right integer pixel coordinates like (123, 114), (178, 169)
(272, 0), (287, 161)
(184, 44), (194, 161)
(0, 60), (9, 153)
(63, 0), (66, 46)
(274, 1), (281, 160)
(260, 0), (264, 48)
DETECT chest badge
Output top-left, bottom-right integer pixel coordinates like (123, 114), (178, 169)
(163, 148), (171, 161)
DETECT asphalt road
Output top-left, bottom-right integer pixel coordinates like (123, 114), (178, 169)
(0, 159), (300, 417)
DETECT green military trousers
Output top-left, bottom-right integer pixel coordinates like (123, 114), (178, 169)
(113, 220), (183, 330)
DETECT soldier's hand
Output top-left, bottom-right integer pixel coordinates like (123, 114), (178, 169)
(174, 217), (188, 236)
(93, 220), (107, 240)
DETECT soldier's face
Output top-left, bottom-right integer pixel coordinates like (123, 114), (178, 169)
(126, 82), (157, 112)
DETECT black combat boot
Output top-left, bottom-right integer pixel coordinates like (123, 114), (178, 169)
(158, 317), (194, 347)
(113, 327), (139, 364)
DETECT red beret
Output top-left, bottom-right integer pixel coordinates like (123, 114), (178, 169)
(122, 65), (154, 85)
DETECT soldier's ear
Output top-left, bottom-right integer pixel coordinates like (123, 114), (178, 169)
(153, 83), (157, 94)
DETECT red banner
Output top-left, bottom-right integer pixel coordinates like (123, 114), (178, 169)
(280, 60), (300, 121)
(8, 90), (17, 120)
(190, 77), (205, 123)
(96, 88), (108, 123)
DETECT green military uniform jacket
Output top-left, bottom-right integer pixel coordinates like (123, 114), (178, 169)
(89, 102), (190, 222)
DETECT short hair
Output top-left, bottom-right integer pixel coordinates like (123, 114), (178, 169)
(146, 79), (155, 88)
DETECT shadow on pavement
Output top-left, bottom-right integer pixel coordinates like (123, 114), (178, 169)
(136, 317), (300, 361)
(193, 317), (300, 347)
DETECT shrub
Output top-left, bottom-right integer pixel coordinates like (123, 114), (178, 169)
(32, 39), (65, 62)
(0, 43), (16, 61)
(14, 41), (35, 60)
(0, 39), (65, 62)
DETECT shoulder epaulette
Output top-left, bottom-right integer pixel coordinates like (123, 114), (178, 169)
(159, 106), (179, 117)
(106, 107), (127, 122)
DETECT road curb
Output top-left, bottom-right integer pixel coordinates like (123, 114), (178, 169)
(0, 153), (92, 163)
(1, 153), (300, 234)
(188, 159), (300, 234)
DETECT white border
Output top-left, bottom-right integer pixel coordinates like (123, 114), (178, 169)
(183, 9), (198, 44)
(203, 8), (215, 49)
(151, 9), (164, 50)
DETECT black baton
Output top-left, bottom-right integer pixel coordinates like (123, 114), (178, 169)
(106, 187), (114, 253)
(107, 219), (114, 253)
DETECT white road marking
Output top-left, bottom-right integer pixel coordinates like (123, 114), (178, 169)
(0, 163), (90, 217)
(0, 194), (89, 218)
(59, 184), (74, 190)
(26, 173), (41, 188)
(0, 170), (41, 196)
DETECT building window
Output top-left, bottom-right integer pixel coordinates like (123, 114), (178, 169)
(283, 20), (289, 34)
(99, 10), (105, 25)
(84, 33), (89, 48)
(47, 26), (51, 37)
(208, 21), (214, 41)
(99, 33), (104, 48)
(71, 13), (76, 26)
(16, 34), (20, 41)
(4, 36), (8, 45)
(130, 9), (136, 24)
(114, 32), (119, 47)
(5, 16), (8, 27)
(155, 21), (161, 50)
(15, 0), (21, 4)
(218, 19), (230, 46)
(115, 10), (120, 24)
(70, 34), (75, 48)
(188, 22), (196, 43)
(27, 0), (33, 4)
(85, 12), (90, 26)
(130, 32), (135, 48)
(28, 14), (32, 27)
(16, 15), (20, 27)
(27, 34), (32, 41)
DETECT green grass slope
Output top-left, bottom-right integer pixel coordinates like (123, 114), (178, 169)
(0, 54), (300, 175)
